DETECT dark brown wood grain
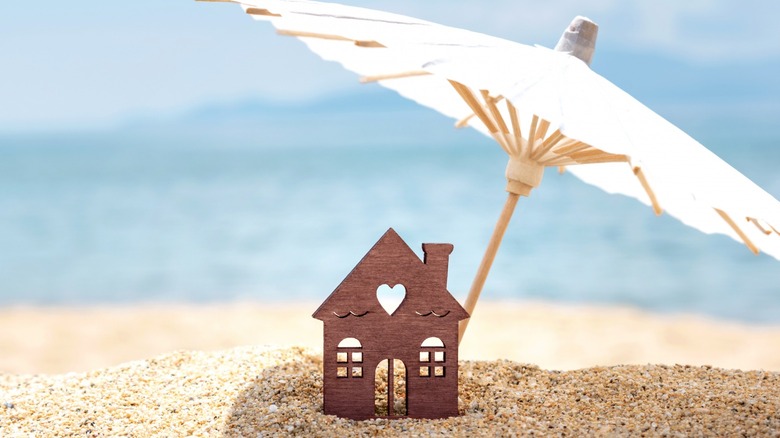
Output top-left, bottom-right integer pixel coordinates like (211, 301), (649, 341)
(313, 228), (469, 420)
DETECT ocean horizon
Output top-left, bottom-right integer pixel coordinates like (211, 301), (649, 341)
(1, 93), (779, 323)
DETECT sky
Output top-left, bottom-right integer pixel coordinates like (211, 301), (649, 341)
(1, 0), (780, 132)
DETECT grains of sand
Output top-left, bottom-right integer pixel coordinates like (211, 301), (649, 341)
(1, 346), (779, 436)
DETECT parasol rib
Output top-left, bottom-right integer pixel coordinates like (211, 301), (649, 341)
(535, 139), (577, 162)
(541, 155), (582, 167)
(633, 166), (663, 216)
(449, 81), (497, 133)
(455, 115), (474, 129)
(277, 29), (350, 41)
(715, 209), (760, 255)
(550, 140), (588, 156)
(538, 142), (588, 165)
(449, 81), (514, 154)
(569, 149), (614, 161)
(246, 8), (280, 17)
(459, 192), (520, 341)
(480, 90), (516, 154)
(536, 119), (551, 143)
(507, 100), (524, 154)
(573, 154), (629, 165)
(360, 70), (431, 83)
(526, 115), (539, 158)
(276, 29), (385, 48)
(456, 96), (505, 129)
(531, 129), (564, 160)
(480, 91), (509, 134)
(748, 217), (773, 235)
(552, 138), (582, 150)
(354, 40), (386, 48)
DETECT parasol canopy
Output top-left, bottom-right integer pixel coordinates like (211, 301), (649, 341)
(200, 0), (780, 339)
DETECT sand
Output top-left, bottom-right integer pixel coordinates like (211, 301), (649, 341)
(2, 301), (780, 374)
(3, 302), (780, 435)
(2, 345), (779, 436)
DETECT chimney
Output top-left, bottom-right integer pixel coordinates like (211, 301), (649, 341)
(422, 243), (454, 289)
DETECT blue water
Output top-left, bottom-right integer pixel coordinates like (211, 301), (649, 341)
(0, 109), (779, 323)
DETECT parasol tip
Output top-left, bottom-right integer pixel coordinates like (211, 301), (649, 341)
(555, 16), (599, 66)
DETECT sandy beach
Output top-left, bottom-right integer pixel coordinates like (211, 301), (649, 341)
(2, 345), (779, 436)
(2, 301), (780, 435)
(2, 301), (780, 375)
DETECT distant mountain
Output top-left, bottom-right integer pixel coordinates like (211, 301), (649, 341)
(180, 86), (419, 123)
(121, 87), (489, 150)
(114, 52), (779, 150)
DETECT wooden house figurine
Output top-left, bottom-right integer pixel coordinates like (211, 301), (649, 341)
(313, 228), (469, 420)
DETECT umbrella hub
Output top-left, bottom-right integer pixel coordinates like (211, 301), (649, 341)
(555, 16), (599, 66)
(505, 157), (544, 196)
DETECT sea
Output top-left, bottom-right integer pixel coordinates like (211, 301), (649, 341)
(1, 94), (779, 323)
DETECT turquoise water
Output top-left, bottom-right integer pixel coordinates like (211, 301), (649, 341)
(0, 113), (779, 323)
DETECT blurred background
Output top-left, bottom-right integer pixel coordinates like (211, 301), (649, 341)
(1, 0), (779, 325)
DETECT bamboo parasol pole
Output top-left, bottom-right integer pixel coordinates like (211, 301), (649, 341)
(458, 192), (520, 340)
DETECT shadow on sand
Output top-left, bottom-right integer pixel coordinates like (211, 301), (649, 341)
(222, 351), (326, 436)
(221, 350), (438, 435)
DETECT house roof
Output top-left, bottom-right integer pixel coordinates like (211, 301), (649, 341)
(313, 228), (469, 321)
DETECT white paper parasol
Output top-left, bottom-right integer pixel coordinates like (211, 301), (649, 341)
(200, 0), (780, 340)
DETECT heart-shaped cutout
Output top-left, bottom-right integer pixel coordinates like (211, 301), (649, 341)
(376, 283), (406, 315)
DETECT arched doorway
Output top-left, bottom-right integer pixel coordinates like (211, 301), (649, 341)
(374, 359), (407, 417)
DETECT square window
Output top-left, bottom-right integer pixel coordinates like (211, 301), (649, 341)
(351, 352), (363, 363)
(419, 366), (430, 377)
(336, 352), (348, 363)
(434, 366), (445, 377)
(352, 367), (363, 378)
(434, 351), (445, 362)
(419, 351), (430, 362)
(337, 367), (348, 378)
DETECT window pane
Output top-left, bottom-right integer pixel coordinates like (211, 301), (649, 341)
(434, 366), (445, 377)
(337, 367), (348, 378)
(421, 337), (445, 348)
(336, 352), (348, 363)
(352, 352), (363, 363)
(419, 351), (430, 362)
(352, 367), (363, 378)
(434, 351), (445, 362)
(419, 366), (430, 377)
(337, 337), (362, 348)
